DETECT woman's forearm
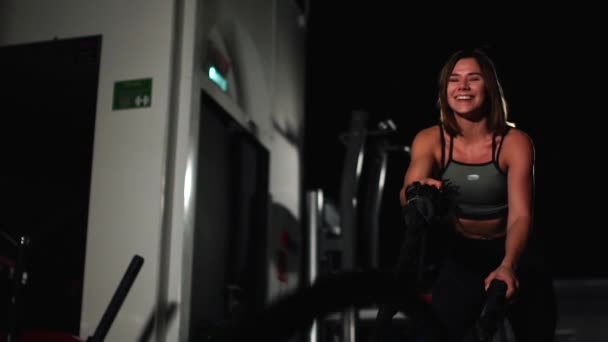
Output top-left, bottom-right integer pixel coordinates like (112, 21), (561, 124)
(501, 217), (531, 270)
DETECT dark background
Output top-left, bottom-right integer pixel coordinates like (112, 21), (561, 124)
(302, 5), (606, 279)
(0, 36), (99, 334)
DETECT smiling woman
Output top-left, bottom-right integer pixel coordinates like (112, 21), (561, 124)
(304, 7), (607, 339)
(391, 48), (556, 341)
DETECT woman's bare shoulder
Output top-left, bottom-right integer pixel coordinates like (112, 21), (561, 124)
(505, 127), (533, 148)
(414, 124), (442, 142)
(503, 127), (534, 158)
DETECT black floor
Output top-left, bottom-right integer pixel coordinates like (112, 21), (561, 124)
(554, 278), (608, 342)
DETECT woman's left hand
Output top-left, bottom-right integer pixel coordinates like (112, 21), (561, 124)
(485, 264), (519, 300)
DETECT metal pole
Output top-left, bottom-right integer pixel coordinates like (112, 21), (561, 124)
(306, 190), (323, 342)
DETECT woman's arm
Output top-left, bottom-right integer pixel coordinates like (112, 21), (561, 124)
(503, 129), (535, 270)
(485, 129), (535, 298)
(399, 126), (442, 206)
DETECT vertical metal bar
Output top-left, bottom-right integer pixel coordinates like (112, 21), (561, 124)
(338, 111), (367, 342)
(369, 148), (388, 269)
(156, 0), (185, 339)
(306, 190), (322, 342)
(7, 235), (29, 342)
(338, 110), (367, 270)
(342, 307), (357, 342)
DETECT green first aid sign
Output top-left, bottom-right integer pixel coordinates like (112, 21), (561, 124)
(112, 78), (152, 110)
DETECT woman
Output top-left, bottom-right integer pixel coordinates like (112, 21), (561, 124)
(399, 48), (556, 341)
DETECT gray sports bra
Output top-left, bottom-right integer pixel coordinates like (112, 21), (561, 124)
(439, 125), (509, 220)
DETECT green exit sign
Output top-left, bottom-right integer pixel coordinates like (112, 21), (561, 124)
(113, 78), (152, 110)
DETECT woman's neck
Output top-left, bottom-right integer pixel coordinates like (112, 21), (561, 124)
(455, 116), (490, 142)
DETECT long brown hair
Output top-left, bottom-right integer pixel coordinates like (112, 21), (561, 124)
(437, 48), (512, 136)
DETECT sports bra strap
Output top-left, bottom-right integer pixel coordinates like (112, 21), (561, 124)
(439, 124), (446, 168)
(448, 134), (455, 163)
(491, 133), (497, 162)
(494, 127), (511, 162)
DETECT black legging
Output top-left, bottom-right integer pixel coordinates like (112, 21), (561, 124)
(426, 233), (557, 342)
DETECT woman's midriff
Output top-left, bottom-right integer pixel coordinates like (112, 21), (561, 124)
(455, 216), (507, 239)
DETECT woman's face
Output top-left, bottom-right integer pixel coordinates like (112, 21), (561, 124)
(446, 57), (486, 118)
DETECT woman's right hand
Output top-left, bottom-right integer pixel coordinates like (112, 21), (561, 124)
(399, 178), (443, 206)
(417, 178), (443, 188)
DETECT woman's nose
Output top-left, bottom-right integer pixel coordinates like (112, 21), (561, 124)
(458, 80), (470, 90)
